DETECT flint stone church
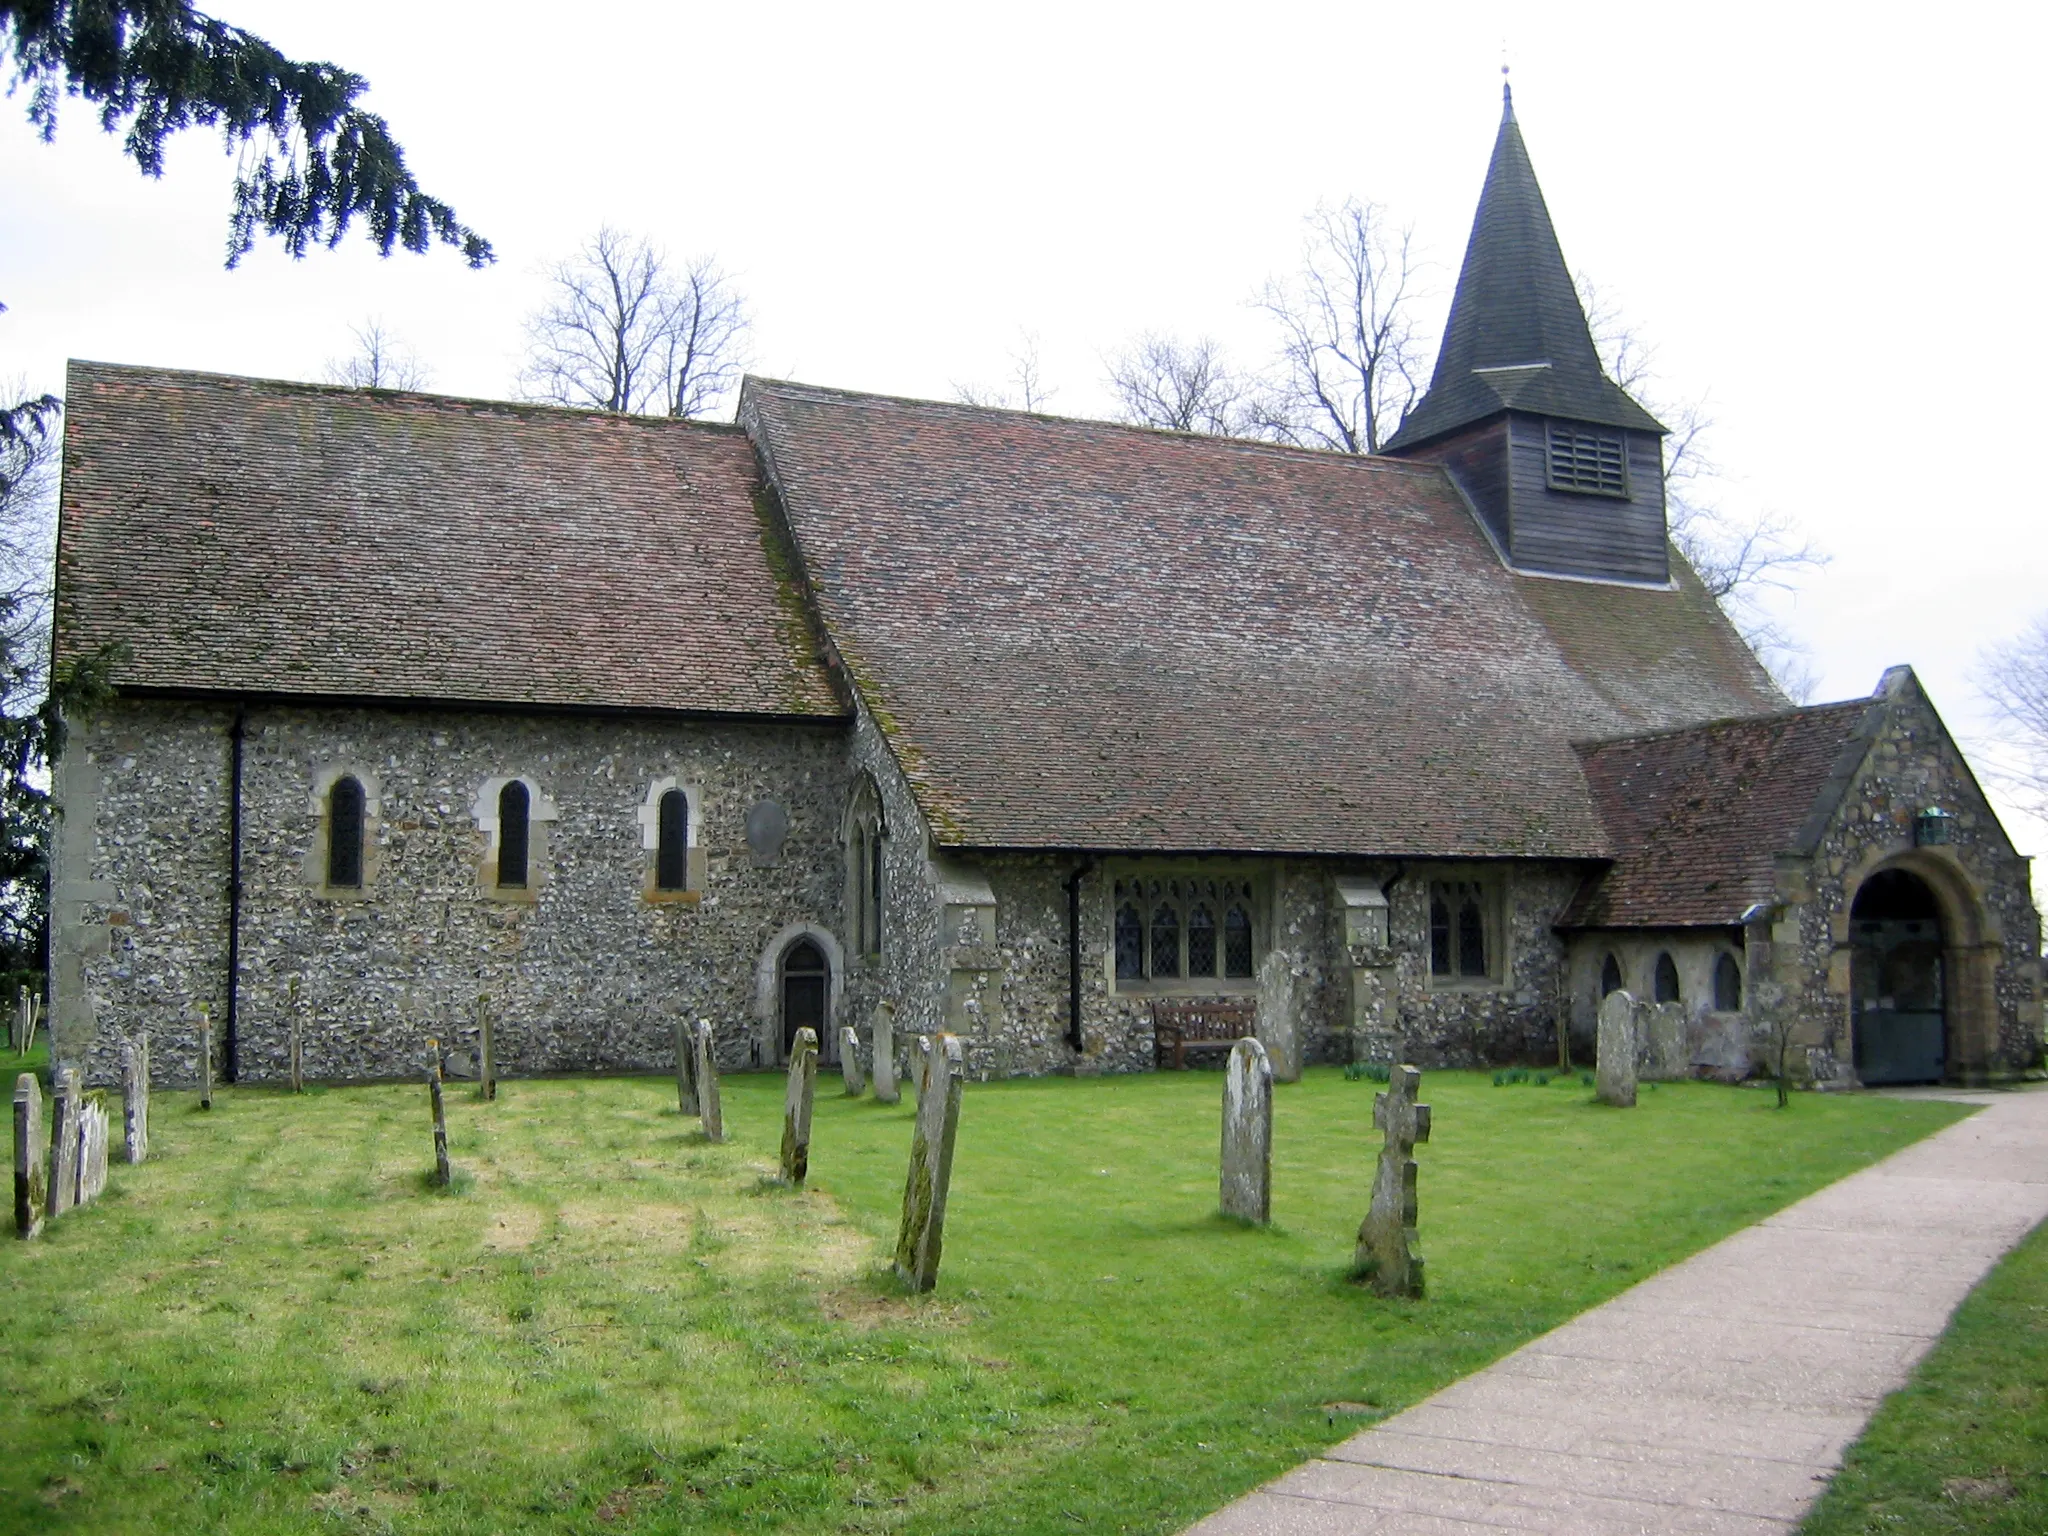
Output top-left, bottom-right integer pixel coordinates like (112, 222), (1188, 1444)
(49, 96), (2042, 1092)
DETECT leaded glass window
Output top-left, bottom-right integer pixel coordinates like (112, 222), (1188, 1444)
(1150, 904), (1181, 978)
(1429, 896), (1452, 976)
(1223, 905), (1253, 978)
(1186, 904), (1216, 977)
(1430, 880), (1499, 985)
(328, 775), (364, 889)
(1115, 904), (1144, 980)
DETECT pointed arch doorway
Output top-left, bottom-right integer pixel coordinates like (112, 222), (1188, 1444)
(1850, 868), (1946, 1085)
(781, 938), (830, 1060)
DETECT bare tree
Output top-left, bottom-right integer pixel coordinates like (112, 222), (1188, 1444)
(0, 375), (57, 699)
(1578, 275), (1828, 699)
(323, 319), (431, 391)
(953, 330), (1057, 413)
(1978, 613), (2048, 818)
(1252, 199), (1428, 454)
(520, 228), (750, 418)
(1103, 333), (1248, 434)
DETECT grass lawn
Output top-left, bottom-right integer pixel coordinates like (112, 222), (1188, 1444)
(1800, 1214), (2048, 1534)
(0, 1066), (1969, 1535)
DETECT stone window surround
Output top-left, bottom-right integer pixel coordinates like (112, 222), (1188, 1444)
(472, 775), (559, 905)
(1106, 863), (1266, 998)
(304, 763), (385, 900)
(636, 776), (707, 904)
(1425, 873), (1509, 992)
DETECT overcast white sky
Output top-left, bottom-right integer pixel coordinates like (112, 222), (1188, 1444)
(4, 0), (2044, 880)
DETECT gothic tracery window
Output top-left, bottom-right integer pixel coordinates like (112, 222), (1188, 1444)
(1186, 904), (1217, 977)
(1111, 875), (1258, 988)
(1115, 903), (1144, 980)
(1150, 904), (1181, 978)
(1430, 880), (1497, 983)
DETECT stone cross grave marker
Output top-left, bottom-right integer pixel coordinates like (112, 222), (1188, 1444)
(694, 1021), (724, 1144)
(674, 1016), (699, 1117)
(1219, 1036), (1274, 1224)
(1354, 1064), (1431, 1297)
(13, 1072), (43, 1239)
(477, 993), (497, 1101)
(76, 1094), (109, 1206)
(426, 1040), (452, 1187)
(839, 1026), (865, 1096)
(123, 1033), (150, 1164)
(1597, 990), (1638, 1108)
(47, 1067), (80, 1219)
(872, 1002), (898, 1105)
(196, 1003), (214, 1110)
(893, 1032), (965, 1293)
(781, 1027), (819, 1184)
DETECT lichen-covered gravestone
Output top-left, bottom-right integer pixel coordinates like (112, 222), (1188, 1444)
(1255, 952), (1303, 1083)
(76, 1095), (110, 1205)
(872, 1003), (898, 1105)
(910, 1034), (933, 1108)
(1597, 990), (1639, 1108)
(674, 1017), (699, 1117)
(893, 1033), (965, 1293)
(426, 1041), (452, 1187)
(1353, 1064), (1431, 1297)
(780, 1027), (819, 1184)
(694, 1021), (724, 1143)
(13, 1072), (43, 1239)
(122, 1034), (150, 1164)
(839, 1026), (865, 1096)
(1219, 1036), (1273, 1224)
(47, 1067), (81, 1219)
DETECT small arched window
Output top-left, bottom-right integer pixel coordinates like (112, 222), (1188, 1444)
(1600, 953), (1623, 998)
(1429, 895), (1452, 976)
(866, 824), (885, 958)
(1457, 895), (1487, 978)
(1653, 952), (1680, 1003)
(327, 775), (364, 889)
(1186, 904), (1217, 977)
(1114, 904), (1144, 979)
(1714, 953), (1743, 1012)
(1150, 903), (1181, 978)
(656, 788), (688, 891)
(497, 780), (530, 889)
(1223, 904), (1254, 978)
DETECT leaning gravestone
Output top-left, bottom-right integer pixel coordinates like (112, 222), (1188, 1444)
(426, 1041), (452, 1187)
(47, 1067), (80, 1219)
(674, 1016), (699, 1117)
(76, 1095), (110, 1206)
(694, 1021), (724, 1144)
(13, 1072), (43, 1239)
(893, 1033), (965, 1293)
(1255, 952), (1303, 1084)
(1354, 1064), (1431, 1297)
(781, 1027), (819, 1184)
(1597, 990), (1639, 1108)
(839, 1026), (865, 1096)
(872, 1003), (899, 1105)
(122, 1034), (150, 1164)
(1220, 1036), (1274, 1224)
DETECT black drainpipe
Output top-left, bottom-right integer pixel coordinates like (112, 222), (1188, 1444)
(1063, 862), (1095, 1052)
(224, 709), (246, 1083)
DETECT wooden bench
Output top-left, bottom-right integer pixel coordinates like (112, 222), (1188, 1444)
(1151, 998), (1257, 1069)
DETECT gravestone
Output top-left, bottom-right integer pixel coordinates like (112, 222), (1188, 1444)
(426, 1041), (452, 1187)
(1596, 990), (1638, 1108)
(694, 1021), (724, 1143)
(1255, 952), (1303, 1084)
(196, 1004), (213, 1110)
(839, 1025), (865, 1096)
(780, 1027), (819, 1184)
(1219, 1036), (1273, 1224)
(1640, 1001), (1687, 1081)
(287, 975), (304, 1092)
(893, 1032), (965, 1292)
(674, 1016), (699, 1116)
(1353, 1064), (1431, 1297)
(13, 1073), (43, 1239)
(911, 1035), (933, 1107)
(76, 1095), (109, 1205)
(872, 1003), (899, 1105)
(477, 994), (497, 1101)
(122, 1034), (150, 1163)
(47, 1067), (80, 1219)
(11, 985), (27, 1053)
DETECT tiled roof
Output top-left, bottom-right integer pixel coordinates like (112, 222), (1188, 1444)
(743, 379), (1784, 855)
(1563, 699), (1878, 929)
(1385, 90), (1663, 453)
(55, 362), (843, 718)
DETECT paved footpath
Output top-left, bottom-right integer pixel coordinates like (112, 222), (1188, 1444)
(1186, 1086), (2048, 1536)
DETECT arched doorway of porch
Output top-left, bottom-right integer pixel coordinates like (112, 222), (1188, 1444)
(781, 938), (831, 1060)
(1850, 868), (1946, 1085)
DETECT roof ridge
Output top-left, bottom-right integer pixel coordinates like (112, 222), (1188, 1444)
(67, 359), (749, 435)
(743, 374), (1447, 476)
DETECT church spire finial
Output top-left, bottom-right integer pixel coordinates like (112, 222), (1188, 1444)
(1501, 61), (1514, 121)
